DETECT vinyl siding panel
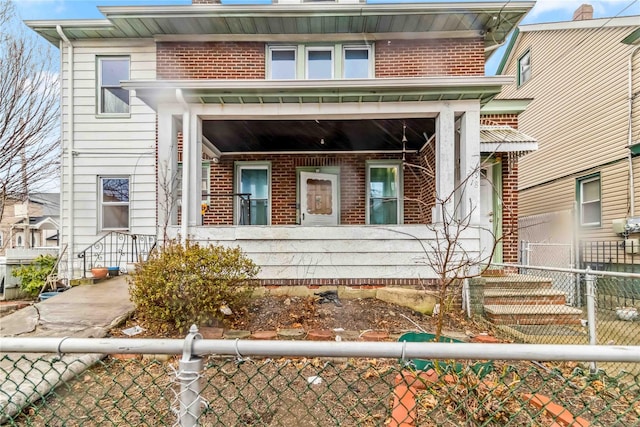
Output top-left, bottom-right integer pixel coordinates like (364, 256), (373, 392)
(59, 40), (157, 276)
(499, 26), (639, 191)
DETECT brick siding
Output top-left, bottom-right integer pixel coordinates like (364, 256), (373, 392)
(500, 152), (519, 264)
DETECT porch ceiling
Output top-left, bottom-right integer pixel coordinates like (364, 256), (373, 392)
(203, 118), (433, 152)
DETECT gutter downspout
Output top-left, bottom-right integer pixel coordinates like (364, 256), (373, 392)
(176, 89), (190, 244)
(56, 25), (74, 279)
(628, 45), (640, 217)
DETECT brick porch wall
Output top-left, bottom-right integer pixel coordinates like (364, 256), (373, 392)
(500, 152), (519, 264)
(200, 152), (429, 226)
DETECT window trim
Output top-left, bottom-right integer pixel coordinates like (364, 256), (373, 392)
(365, 160), (403, 225)
(305, 46), (334, 80)
(342, 44), (373, 79)
(517, 49), (531, 87)
(235, 161), (272, 226)
(267, 45), (297, 80)
(99, 176), (130, 231)
(97, 56), (131, 116)
(176, 161), (211, 205)
(577, 173), (601, 228)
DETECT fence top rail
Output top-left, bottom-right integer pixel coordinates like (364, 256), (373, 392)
(1, 338), (640, 363)
(494, 263), (640, 279)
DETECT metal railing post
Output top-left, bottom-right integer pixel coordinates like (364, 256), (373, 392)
(585, 268), (598, 374)
(179, 325), (203, 427)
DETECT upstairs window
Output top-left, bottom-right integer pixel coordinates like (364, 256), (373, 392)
(267, 44), (372, 80)
(577, 174), (601, 227)
(269, 47), (296, 79)
(100, 177), (130, 230)
(98, 57), (130, 114)
(343, 46), (371, 78)
(518, 50), (531, 87)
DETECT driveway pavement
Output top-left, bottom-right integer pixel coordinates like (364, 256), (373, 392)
(0, 276), (134, 422)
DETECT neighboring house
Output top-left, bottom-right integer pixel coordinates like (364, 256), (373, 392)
(497, 4), (640, 269)
(27, 0), (537, 282)
(0, 193), (60, 256)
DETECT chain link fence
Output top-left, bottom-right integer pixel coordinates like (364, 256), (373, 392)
(1, 337), (639, 426)
(472, 264), (640, 374)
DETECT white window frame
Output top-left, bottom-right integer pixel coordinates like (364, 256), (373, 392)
(176, 162), (211, 205)
(578, 175), (601, 227)
(0, 231), (3, 248)
(518, 49), (531, 87)
(342, 45), (373, 78)
(97, 56), (130, 116)
(267, 46), (297, 80)
(365, 161), (403, 225)
(305, 46), (334, 79)
(235, 162), (271, 226)
(99, 176), (130, 231)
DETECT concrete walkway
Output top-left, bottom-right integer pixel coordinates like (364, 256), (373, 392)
(0, 276), (134, 423)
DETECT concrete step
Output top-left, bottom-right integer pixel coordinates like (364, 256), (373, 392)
(483, 274), (553, 289)
(484, 304), (583, 325)
(484, 288), (568, 306)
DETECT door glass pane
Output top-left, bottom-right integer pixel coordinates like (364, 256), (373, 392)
(240, 168), (268, 225)
(271, 49), (296, 79)
(306, 178), (333, 215)
(369, 167), (397, 198)
(370, 199), (398, 225)
(344, 49), (369, 78)
(369, 166), (398, 224)
(308, 50), (332, 79)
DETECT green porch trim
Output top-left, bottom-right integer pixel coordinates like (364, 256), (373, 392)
(492, 158), (503, 264)
(496, 28), (519, 75)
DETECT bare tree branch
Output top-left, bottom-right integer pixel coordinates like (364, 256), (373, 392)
(0, 0), (60, 222)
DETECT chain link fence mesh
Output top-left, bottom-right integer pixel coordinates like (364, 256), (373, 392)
(1, 353), (639, 426)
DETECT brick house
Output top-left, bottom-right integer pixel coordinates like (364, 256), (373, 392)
(27, 0), (536, 282)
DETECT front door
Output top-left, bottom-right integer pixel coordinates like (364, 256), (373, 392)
(300, 172), (338, 226)
(479, 165), (495, 262)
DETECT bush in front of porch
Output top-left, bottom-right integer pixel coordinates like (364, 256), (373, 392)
(129, 241), (259, 333)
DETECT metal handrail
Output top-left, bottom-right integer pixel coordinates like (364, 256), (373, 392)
(77, 231), (157, 278)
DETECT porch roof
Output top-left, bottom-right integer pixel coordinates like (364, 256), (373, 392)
(26, 2), (534, 56)
(480, 124), (538, 153)
(123, 76), (513, 109)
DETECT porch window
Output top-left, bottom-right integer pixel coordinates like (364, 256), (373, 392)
(236, 163), (270, 225)
(97, 57), (130, 114)
(343, 46), (371, 78)
(99, 177), (129, 230)
(577, 174), (601, 227)
(518, 49), (531, 87)
(306, 47), (333, 79)
(268, 47), (296, 80)
(367, 162), (402, 225)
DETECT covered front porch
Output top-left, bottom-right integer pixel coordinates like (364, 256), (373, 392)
(129, 77), (509, 281)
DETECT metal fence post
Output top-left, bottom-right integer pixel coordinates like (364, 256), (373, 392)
(585, 268), (598, 374)
(179, 325), (203, 427)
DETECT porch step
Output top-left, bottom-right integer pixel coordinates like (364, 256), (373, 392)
(483, 274), (553, 289)
(484, 305), (583, 325)
(484, 289), (568, 306)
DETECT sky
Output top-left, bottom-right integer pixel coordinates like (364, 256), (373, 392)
(11, 0), (640, 74)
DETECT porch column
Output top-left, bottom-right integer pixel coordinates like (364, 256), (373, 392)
(188, 114), (203, 227)
(459, 109), (481, 225)
(180, 108), (191, 241)
(434, 107), (456, 222)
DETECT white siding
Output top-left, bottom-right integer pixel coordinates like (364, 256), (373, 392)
(59, 40), (157, 276)
(167, 225), (480, 280)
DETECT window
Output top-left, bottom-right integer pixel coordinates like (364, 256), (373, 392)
(518, 50), (531, 87)
(578, 174), (601, 227)
(236, 163), (270, 225)
(0, 231), (3, 248)
(269, 47), (296, 79)
(176, 162), (211, 204)
(267, 43), (372, 80)
(343, 46), (371, 78)
(367, 162), (402, 225)
(306, 47), (333, 79)
(100, 177), (130, 230)
(98, 57), (130, 114)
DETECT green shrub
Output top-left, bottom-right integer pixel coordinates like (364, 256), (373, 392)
(12, 255), (57, 297)
(129, 241), (259, 333)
